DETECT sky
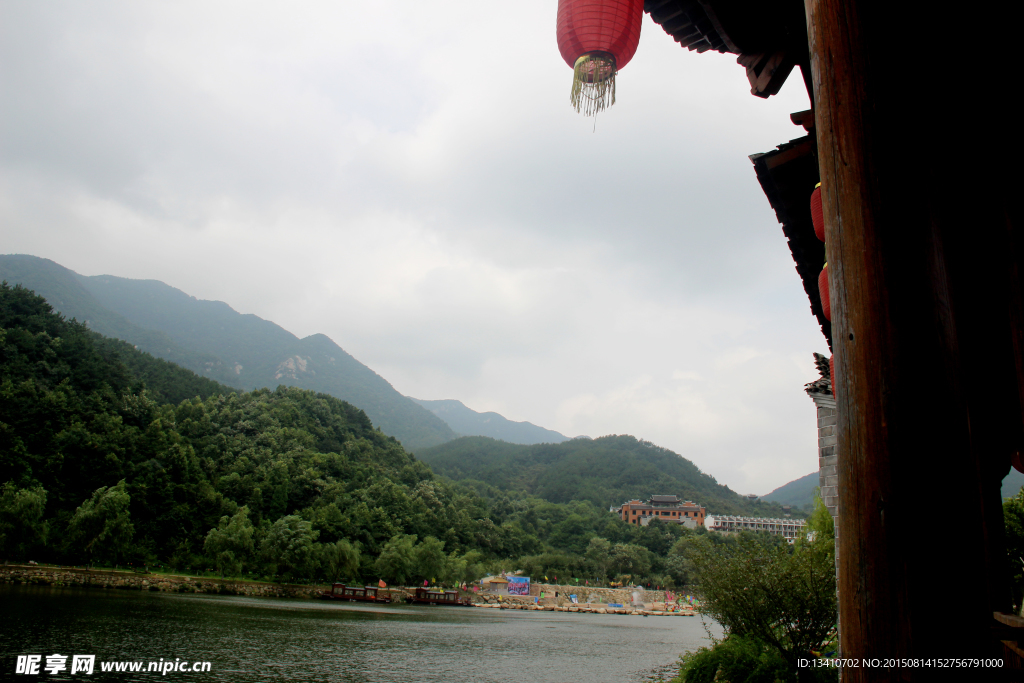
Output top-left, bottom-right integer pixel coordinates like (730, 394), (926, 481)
(0, 1), (826, 495)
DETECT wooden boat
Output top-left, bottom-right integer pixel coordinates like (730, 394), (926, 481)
(319, 584), (391, 603)
(405, 587), (473, 606)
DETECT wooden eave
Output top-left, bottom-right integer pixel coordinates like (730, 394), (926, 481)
(749, 135), (832, 349)
(644, 0), (812, 99)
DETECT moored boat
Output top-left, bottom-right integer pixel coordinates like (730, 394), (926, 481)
(405, 587), (473, 606)
(319, 584), (391, 603)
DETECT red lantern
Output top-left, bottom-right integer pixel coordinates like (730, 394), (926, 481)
(829, 355), (835, 396)
(556, 0), (644, 115)
(810, 183), (824, 242)
(818, 264), (830, 321)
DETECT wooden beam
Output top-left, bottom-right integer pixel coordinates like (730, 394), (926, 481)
(789, 109), (814, 130)
(745, 50), (795, 98)
(805, 0), (1019, 678)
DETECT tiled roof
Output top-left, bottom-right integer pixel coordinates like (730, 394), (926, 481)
(804, 352), (833, 396)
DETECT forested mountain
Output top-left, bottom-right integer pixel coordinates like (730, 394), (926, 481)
(410, 398), (568, 445)
(0, 283), (497, 572)
(0, 254), (456, 451)
(761, 471), (819, 510)
(417, 436), (799, 518)
(0, 283), (756, 588)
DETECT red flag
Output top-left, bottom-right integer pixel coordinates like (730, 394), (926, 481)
(378, 579), (386, 588)
(424, 579), (428, 586)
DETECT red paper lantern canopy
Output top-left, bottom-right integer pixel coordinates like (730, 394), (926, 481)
(556, 0), (644, 115)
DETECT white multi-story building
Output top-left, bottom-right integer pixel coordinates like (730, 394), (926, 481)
(705, 514), (808, 544)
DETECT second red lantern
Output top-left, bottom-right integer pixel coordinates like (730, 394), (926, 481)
(818, 264), (831, 321)
(556, 0), (644, 115)
(810, 183), (824, 242)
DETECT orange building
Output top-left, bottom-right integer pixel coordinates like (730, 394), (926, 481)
(614, 495), (706, 527)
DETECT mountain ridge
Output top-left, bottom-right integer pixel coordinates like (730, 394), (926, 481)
(0, 254), (456, 451)
(410, 397), (569, 445)
(760, 471), (819, 510)
(418, 434), (801, 518)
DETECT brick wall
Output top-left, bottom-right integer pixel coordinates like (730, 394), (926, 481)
(813, 395), (839, 520)
(808, 388), (840, 658)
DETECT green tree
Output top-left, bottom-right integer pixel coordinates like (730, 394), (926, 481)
(0, 483), (48, 560)
(66, 480), (134, 566)
(319, 539), (361, 584)
(204, 506), (255, 577)
(803, 489), (835, 550)
(374, 534), (417, 585)
(440, 552), (467, 586)
(443, 549), (486, 585)
(260, 515), (320, 581)
(684, 532), (837, 681)
(585, 537), (611, 580)
(664, 535), (698, 587)
(415, 535), (446, 584)
(1004, 487), (1024, 611)
(609, 542), (651, 580)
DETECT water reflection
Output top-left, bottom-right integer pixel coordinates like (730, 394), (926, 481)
(1, 585), (722, 682)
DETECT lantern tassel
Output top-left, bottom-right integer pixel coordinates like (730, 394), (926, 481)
(570, 52), (617, 116)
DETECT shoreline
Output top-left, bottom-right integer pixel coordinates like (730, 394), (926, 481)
(2, 565), (699, 617)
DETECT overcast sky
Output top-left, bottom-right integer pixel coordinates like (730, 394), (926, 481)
(0, 1), (826, 495)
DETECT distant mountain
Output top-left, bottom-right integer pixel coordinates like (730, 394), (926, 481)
(761, 471), (819, 510)
(409, 398), (568, 445)
(0, 254), (457, 451)
(417, 434), (801, 517)
(1004, 469), (1024, 499)
(761, 468), (1024, 509)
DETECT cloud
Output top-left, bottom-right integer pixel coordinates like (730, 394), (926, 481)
(0, 0), (825, 494)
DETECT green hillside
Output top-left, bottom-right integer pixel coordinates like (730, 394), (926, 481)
(0, 254), (456, 451)
(417, 435), (801, 518)
(410, 398), (569, 444)
(0, 254), (235, 384)
(761, 471), (819, 510)
(0, 282), (493, 569)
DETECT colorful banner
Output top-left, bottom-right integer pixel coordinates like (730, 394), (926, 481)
(507, 576), (530, 596)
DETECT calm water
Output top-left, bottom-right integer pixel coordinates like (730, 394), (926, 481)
(0, 584), (721, 682)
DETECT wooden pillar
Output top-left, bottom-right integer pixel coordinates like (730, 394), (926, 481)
(803, 0), (1021, 678)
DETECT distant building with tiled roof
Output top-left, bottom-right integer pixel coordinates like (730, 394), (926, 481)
(613, 496), (706, 528)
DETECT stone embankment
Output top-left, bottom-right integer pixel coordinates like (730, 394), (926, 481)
(473, 598), (695, 617)
(528, 583), (669, 604)
(0, 565), (351, 599)
(3, 566), (696, 617)
(474, 584), (696, 617)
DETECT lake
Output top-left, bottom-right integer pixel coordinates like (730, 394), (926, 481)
(1, 584), (721, 682)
